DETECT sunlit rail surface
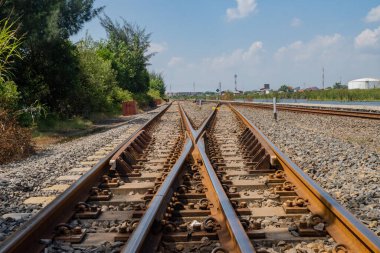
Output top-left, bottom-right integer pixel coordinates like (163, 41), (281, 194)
(0, 101), (379, 253)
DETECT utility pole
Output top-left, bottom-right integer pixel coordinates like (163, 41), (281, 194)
(193, 82), (195, 94)
(234, 74), (238, 91)
(322, 67), (325, 90)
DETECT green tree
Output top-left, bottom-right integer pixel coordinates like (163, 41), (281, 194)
(333, 82), (348, 89)
(149, 72), (166, 98)
(0, 0), (103, 116)
(76, 35), (132, 116)
(99, 16), (153, 93)
(278, 85), (293, 92)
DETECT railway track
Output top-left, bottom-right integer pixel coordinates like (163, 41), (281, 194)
(211, 101), (380, 120)
(180, 101), (217, 130)
(0, 102), (379, 252)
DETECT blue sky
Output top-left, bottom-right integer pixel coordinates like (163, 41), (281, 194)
(72, 0), (380, 92)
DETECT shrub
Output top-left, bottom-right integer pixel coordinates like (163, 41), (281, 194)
(0, 80), (19, 109)
(76, 36), (133, 116)
(133, 93), (155, 109)
(149, 72), (166, 98)
(147, 88), (161, 100)
(0, 109), (34, 164)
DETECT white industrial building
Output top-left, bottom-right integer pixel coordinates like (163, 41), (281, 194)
(348, 78), (380, 90)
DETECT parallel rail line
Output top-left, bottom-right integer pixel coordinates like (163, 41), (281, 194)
(228, 104), (380, 252)
(0, 101), (378, 252)
(207, 100), (380, 120)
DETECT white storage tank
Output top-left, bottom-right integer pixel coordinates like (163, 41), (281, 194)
(348, 78), (380, 90)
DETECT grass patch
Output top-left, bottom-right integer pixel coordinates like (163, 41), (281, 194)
(36, 115), (93, 133)
(239, 88), (380, 101)
(32, 116), (94, 149)
(86, 111), (121, 123)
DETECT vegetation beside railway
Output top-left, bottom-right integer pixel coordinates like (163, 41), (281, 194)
(237, 88), (380, 101)
(175, 88), (380, 102)
(0, 1), (167, 163)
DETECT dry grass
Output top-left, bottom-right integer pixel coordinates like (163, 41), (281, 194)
(0, 109), (34, 164)
(32, 135), (65, 150)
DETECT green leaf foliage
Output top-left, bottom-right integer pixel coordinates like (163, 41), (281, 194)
(0, 81), (19, 109)
(0, 18), (22, 82)
(99, 16), (153, 93)
(0, 0), (103, 116)
(149, 72), (166, 98)
(76, 35), (132, 116)
(241, 88), (380, 101)
(1, 2), (163, 122)
(147, 88), (161, 100)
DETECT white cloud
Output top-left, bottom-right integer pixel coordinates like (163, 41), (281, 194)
(226, 0), (257, 21)
(365, 5), (380, 23)
(147, 42), (167, 54)
(275, 34), (343, 62)
(203, 41), (263, 69)
(291, 17), (302, 27)
(150, 35), (380, 92)
(168, 57), (184, 67)
(242, 41), (263, 59)
(355, 26), (380, 48)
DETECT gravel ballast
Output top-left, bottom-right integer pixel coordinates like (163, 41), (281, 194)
(236, 106), (380, 236)
(180, 101), (217, 129)
(0, 106), (164, 242)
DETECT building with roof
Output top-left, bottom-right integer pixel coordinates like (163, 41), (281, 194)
(348, 78), (380, 90)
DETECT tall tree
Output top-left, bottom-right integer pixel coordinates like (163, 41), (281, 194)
(0, 0), (103, 115)
(99, 16), (153, 93)
(75, 35), (132, 116)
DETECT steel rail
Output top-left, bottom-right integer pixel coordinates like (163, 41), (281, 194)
(121, 138), (193, 253)
(197, 138), (256, 253)
(239, 102), (380, 120)
(229, 104), (380, 253)
(0, 103), (172, 253)
(204, 100), (380, 120)
(178, 102), (219, 141)
(177, 105), (197, 142)
(179, 103), (256, 253)
(122, 103), (219, 252)
(194, 104), (219, 140)
(123, 103), (255, 252)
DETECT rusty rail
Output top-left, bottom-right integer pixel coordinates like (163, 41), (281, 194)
(205, 100), (380, 120)
(229, 104), (380, 253)
(121, 138), (193, 252)
(178, 102), (219, 141)
(121, 103), (219, 252)
(197, 138), (256, 253)
(180, 103), (255, 252)
(0, 103), (172, 253)
(123, 103), (255, 252)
